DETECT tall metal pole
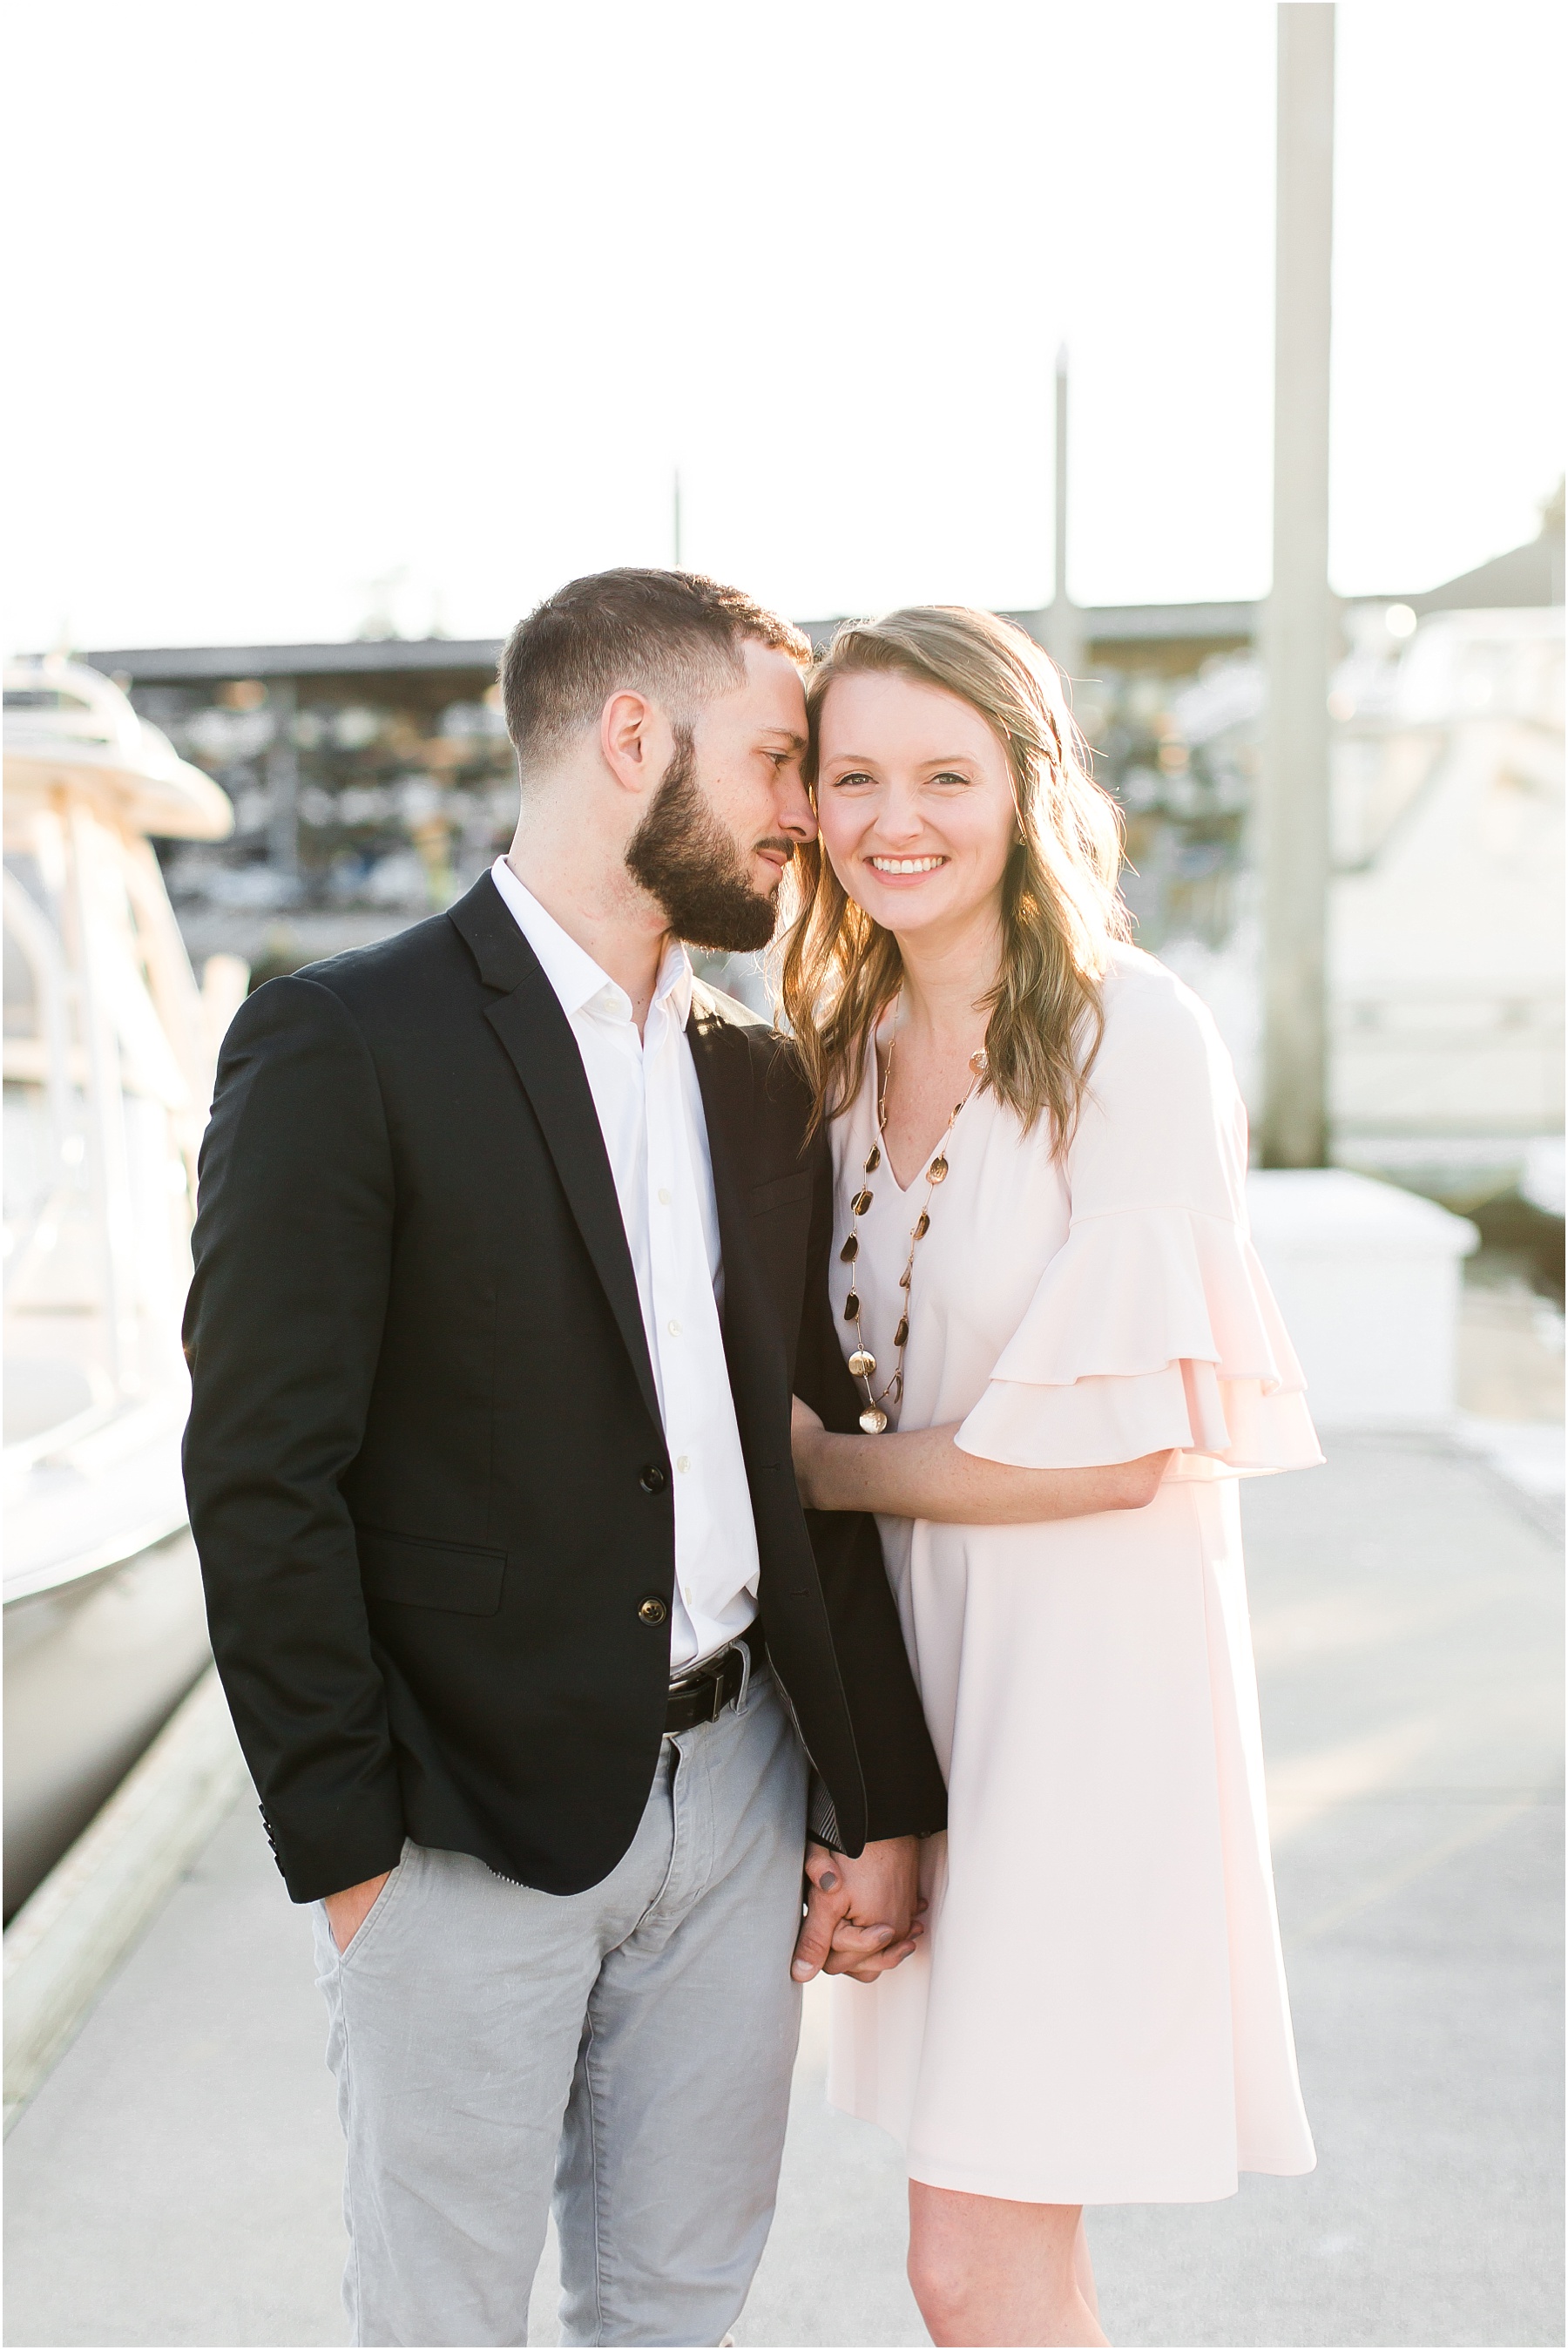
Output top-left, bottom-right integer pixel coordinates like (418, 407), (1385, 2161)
(1044, 345), (1084, 686)
(1053, 343), (1069, 616)
(1261, 3), (1335, 1168)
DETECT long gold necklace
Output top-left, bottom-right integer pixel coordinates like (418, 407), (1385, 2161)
(841, 1006), (986, 1434)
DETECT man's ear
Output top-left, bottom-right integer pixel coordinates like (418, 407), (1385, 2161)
(599, 689), (666, 801)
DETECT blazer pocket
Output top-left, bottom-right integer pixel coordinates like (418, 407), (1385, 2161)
(749, 1169), (814, 1216)
(357, 1527), (507, 1616)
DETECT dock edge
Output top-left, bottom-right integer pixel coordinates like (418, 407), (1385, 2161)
(3, 1665), (249, 2134)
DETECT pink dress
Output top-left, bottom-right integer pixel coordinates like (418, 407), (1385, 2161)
(825, 947), (1321, 2204)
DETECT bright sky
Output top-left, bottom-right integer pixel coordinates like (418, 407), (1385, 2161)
(6, 1), (1562, 653)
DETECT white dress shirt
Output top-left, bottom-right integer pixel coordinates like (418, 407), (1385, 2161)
(490, 857), (760, 1672)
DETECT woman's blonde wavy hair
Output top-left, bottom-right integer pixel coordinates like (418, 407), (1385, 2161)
(777, 606), (1130, 1151)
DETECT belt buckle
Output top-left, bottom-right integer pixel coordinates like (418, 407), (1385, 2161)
(697, 1649), (730, 1724)
(670, 1648), (727, 1725)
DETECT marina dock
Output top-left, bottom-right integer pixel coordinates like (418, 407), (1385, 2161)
(5, 1433), (1563, 2349)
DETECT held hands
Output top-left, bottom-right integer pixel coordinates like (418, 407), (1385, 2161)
(322, 1871), (390, 1954)
(792, 1837), (924, 1985)
(790, 1405), (925, 1981)
(788, 1411), (924, 1984)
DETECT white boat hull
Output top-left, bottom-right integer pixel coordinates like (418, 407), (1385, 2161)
(3, 1529), (212, 1919)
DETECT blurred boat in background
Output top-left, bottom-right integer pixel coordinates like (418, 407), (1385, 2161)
(3, 659), (246, 1918)
(1328, 604), (1564, 1198)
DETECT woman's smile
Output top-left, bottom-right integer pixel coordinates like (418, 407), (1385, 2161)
(865, 853), (949, 877)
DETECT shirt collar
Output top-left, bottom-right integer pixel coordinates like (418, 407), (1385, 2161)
(490, 857), (693, 1030)
(652, 935), (694, 1031)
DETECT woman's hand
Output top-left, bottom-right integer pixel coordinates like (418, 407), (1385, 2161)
(791, 1394), (828, 1508)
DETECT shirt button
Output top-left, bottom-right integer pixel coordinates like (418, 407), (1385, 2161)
(638, 1595), (668, 1626)
(639, 1464), (667, 1493)
(676, 1454), (690, 1473)
(666, 1317), (681, 1337)
(658, 1187), (672, 1206)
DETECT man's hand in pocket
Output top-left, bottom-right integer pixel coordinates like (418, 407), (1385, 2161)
(323, 1872), (391, 1954)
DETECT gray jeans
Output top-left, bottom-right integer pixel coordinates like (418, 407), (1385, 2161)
(313, 1663), (808, 2348)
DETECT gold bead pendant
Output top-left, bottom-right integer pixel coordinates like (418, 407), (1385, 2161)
(841, 998), (984, 1439)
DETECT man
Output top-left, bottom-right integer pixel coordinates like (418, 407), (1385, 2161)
(183, 569), (947, 2349)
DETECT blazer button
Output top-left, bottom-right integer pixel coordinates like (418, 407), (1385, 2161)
(639, 1464), (668, 1493)
(638, 1595), (669, 1625)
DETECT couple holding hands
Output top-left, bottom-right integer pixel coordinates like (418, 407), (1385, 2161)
(185, 569), (1318, 2349)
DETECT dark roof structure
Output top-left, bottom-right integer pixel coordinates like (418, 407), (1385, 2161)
(77, 505), (1564, 690)
(83, 603), (1263, 690)
(82, 638), (504, 686)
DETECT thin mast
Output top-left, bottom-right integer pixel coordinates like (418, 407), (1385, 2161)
(1261, 2), (1335, 1168)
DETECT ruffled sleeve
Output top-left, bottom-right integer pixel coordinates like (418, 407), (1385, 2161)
(956, 954), (1322, 1481)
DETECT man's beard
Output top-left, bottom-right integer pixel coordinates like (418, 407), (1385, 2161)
(624, 728), (787, 953)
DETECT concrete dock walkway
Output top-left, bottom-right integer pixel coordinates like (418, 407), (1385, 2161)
(5, 1436), (1562, 2348)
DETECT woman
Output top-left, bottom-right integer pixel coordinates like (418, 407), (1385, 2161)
(781, 607), (1320, 2348)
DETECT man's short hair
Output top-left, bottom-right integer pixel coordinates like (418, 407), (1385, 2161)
(498, 568), (813, 765)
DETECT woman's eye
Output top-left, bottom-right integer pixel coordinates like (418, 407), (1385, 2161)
(929, 770), (970, 789)
(833, 770), (875, 789)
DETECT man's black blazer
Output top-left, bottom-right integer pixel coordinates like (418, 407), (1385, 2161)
(182, 872), (946, 1904)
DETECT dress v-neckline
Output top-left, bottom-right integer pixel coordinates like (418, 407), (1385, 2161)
(868, 1037), (923, 1196)
(871, 1031), (978, 1197)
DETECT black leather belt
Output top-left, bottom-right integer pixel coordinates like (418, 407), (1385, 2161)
(664, 1622), (765, 1735)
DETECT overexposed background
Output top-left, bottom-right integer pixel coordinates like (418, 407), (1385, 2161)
(6, 0), (1563, 652)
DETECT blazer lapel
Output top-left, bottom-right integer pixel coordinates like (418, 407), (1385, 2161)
(686, 994), (787, 1451)
(449, 877), (662, 1436)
